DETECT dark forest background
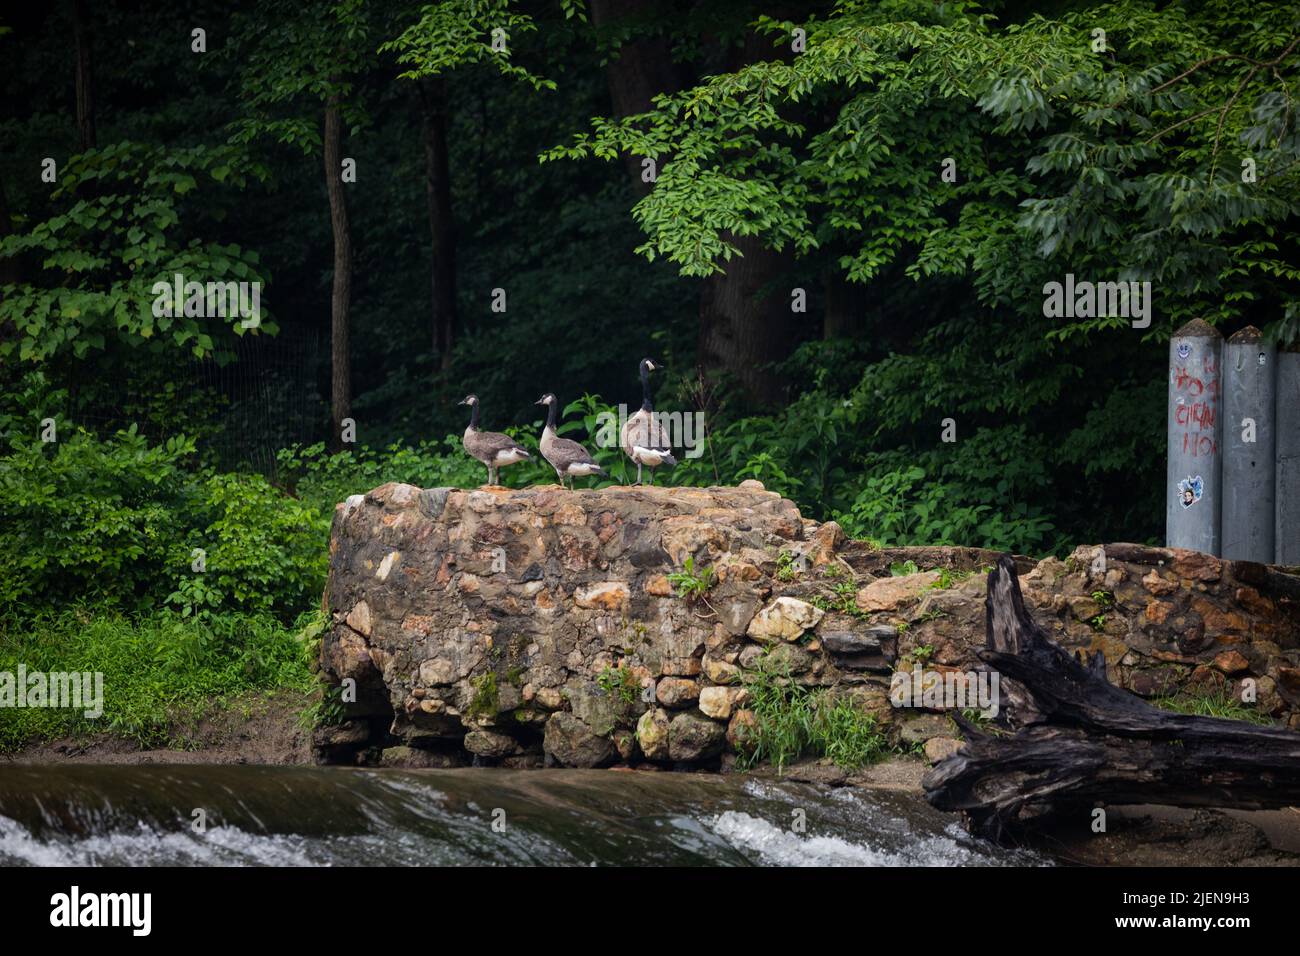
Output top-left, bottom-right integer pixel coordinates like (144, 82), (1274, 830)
(1, 0), (1298, 631)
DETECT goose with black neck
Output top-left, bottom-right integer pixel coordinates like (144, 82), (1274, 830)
(459, 394), (530, 486)
(620, 358), (677, 486)
(536, 392), (605, 489)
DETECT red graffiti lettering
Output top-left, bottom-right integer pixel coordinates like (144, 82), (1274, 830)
(1175, 401), (1216, 429)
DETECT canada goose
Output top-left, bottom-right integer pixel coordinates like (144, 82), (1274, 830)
(535, 393), (606, 489)
(620, 358), (677, 486)
(459, 394), (530, 486)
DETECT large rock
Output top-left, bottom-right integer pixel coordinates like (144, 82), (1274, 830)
(698, 686), (746, 719)
(320, 483), (1300, 767)
(855, 571), (941, 613)
(636, 708), (670, 761)
(746, 597), (824, 641)
(668, 712), (726, 762)
(464, 729), (519, 759)
(544, 713), (616, 768)
(656, 677), (700, 708)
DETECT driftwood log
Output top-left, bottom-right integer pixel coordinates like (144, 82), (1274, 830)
(923, 556), (1300, 839)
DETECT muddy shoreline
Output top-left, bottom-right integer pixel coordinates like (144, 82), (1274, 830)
(5, 691), (1298, 867)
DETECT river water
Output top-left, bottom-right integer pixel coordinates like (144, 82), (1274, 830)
(0, 765), (1045, 866)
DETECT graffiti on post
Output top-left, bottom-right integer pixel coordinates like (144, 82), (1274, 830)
(1172, 354), (1219, 458)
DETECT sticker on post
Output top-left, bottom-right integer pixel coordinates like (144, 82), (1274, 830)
(1176, 475), (1204, 509)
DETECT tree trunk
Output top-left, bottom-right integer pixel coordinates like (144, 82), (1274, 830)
(823, 268), (865, 339)
(589, 4), (802, 405)
(587, 0), (684, 195)
(696, 29), (802, 406)
(72, 0), (96, 150)
(323, 96), (353, 452)
(923, 556), (1300, 840)
(697, 235), (800, 406)
(418, 77), (456, 370)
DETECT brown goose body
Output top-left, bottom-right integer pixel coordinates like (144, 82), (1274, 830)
(537, 394), (605, 489)
(620, 360), (676, 485)
(459, 395), (529, 485)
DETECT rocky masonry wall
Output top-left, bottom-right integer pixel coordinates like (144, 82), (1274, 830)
(317, 482), (1300, 766)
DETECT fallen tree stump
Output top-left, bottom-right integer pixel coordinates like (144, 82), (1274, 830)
(923, 556), (1300, 839)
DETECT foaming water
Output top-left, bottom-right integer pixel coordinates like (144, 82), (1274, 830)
(0, 765), (1046, 867)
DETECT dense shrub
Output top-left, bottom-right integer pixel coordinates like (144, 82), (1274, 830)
(0, 427), (325, 620)
(0, 427), (195, 615)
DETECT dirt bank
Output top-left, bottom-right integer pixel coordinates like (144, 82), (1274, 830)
(2, 690), (315, 766)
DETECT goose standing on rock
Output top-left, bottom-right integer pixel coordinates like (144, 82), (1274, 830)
(620, 358), (677, 486)
(459, 394), (530, 486)
(536, 393), (606, 489)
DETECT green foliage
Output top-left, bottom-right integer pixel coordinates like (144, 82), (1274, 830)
(735, 650), (888, 772)
(381, 0), (558, 91)
(0, 142), (273, 363)
(0, 608), (318, 751)
(596, 663), (640, 707)
(0, 427), (196, 615)
(167, 472), (329, 619)
(0, 428), (325, 620)
(547, 0), (1300, 344)
(226, 0), (378, 153)
(838, 462), (1057, 554)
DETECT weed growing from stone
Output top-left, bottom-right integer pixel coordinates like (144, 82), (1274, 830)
(735, 651), (887, 772)
(930, 567), (972, 590)
(667, 556), (717, 602)
(597, 663), (639, 707)
(776, 550), (800, 581)
(299, 681), (348, 730)
(467, 671), (498, 720)
(810, 579), (866, 619)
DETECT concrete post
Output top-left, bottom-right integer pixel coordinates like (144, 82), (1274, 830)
(1278, 345), (1300, 565)
(1222, 327), (1275, 562)
(1167, 319), (1223, 554)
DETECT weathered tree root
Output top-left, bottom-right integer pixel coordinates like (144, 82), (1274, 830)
(923, 556), (1300, 840)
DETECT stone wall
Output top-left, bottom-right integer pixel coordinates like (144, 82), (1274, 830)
(317, 482), (1300, 766)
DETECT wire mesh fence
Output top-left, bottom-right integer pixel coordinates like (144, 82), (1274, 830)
(56, 327), (326, 477)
